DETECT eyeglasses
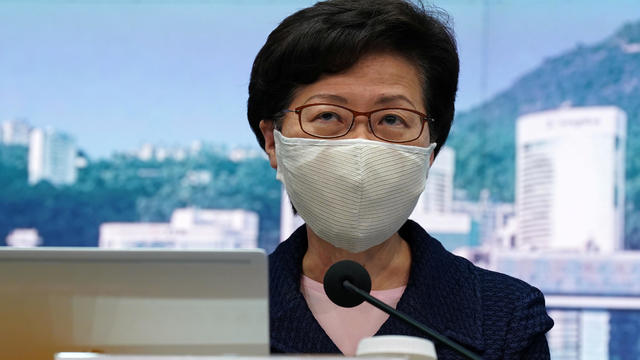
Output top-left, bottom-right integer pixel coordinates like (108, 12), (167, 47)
(283, 103), (433, 143)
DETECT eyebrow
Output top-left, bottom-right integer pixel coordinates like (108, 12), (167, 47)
(303, 93), (417, 109)
(303, 94), (348, 104)
(373, 94), (417, 109)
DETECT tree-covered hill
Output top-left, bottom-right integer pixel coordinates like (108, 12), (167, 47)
(447, 20), (640, 248)
(0, 145), (281, 251)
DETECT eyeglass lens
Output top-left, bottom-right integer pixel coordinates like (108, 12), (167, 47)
(299, 104), (423, 142)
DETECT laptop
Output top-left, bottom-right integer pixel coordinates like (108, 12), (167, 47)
(0, 248), (269, 360)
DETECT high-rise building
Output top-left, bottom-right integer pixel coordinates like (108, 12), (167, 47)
(516, 106), (626, 251)
(1, 119), (31, 146)
(418, 146), (455, 213)
(28, 128), (77, 186)
(546, 309), (610, 360)
(411, 146), (474, 250)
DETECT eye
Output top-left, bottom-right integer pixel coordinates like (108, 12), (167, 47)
(313, 111), (341, 122)
(378, 113), (408, 127)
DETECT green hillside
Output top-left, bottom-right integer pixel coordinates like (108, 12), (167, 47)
(0, 145), (281, 252)
(447, 20), (640, 248)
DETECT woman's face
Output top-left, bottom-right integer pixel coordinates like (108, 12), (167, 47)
(260, 52), (433, 169)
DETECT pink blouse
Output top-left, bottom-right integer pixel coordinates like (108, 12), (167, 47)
(300, 275), (406, 356)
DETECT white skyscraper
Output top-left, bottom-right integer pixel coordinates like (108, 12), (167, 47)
(416, 146), (455, 213)
(411, 146), (472, 250)
(516, 106), (626, 251)
(28, 127), (78, 186)
(1, 119), (31, 146)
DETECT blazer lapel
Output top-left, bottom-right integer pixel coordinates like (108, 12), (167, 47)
(269, 226), (340, 354)
(377, 221), (485, 355)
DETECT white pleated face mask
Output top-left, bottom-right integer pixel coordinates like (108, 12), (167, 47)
(274, 130), (436, 253)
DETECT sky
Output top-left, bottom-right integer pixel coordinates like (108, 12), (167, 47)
(1, 0), (639, 158)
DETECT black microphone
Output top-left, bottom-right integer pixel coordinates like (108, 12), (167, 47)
(323, 260), (483, 360)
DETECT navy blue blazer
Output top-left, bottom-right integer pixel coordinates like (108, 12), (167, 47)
(269, 220), (554, 359)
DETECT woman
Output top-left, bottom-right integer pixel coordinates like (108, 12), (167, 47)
(247, 0), (554, 358)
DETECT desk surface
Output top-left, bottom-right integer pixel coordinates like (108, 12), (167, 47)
(55, 354), (407, 360)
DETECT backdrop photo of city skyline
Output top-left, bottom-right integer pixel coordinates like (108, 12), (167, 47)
(1, 1), (640, 359)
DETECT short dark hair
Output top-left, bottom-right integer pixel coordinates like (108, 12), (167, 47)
(247, 0), (458, 156)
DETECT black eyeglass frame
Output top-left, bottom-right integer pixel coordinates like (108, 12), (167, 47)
(282, 103), (435, 143)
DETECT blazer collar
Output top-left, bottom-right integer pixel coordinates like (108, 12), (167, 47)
(269, 221), (485, 354)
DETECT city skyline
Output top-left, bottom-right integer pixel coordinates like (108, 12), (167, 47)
(2, 1), (639, 158)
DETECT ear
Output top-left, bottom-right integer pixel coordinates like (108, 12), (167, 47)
(259, 120), (277, 169)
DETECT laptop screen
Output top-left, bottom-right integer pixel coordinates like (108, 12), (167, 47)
(0, 248), (269, 359)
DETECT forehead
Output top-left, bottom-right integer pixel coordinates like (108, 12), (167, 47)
(290, 52), (425, 110)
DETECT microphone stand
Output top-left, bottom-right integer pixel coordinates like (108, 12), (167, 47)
(343, 280), (483, 360)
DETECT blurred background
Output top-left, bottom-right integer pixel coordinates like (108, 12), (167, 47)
(1, 0), (639, 358)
